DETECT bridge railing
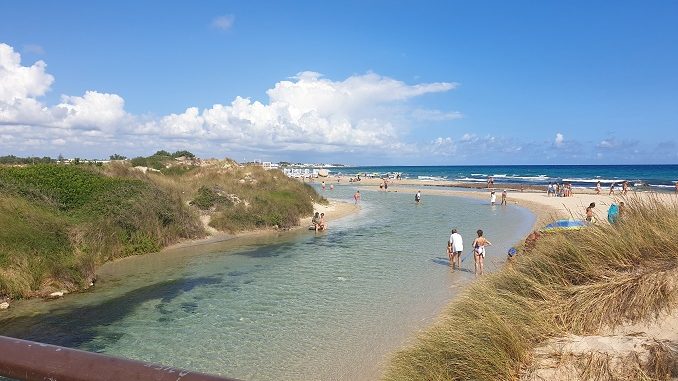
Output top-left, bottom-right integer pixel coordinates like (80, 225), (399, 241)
(0, 335), (240, 381)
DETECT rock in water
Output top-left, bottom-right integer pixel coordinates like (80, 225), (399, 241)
(0, 302), (9, 309)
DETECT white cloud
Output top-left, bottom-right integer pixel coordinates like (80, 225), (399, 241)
(597, 139), (615, 149)
(554, 132), (564, 147)
(0, 43), (53, 102)
(411, 109), (463, 121)
(23, 44), (45, 55)
(211, 15), (235, 31)
(0, 42), (462, 158)
(56, 91), (129, 131)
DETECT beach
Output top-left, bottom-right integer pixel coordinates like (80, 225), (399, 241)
(346, 176), (676, 230)
(3, 176), (676, 380)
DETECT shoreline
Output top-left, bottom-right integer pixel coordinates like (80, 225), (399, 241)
(345, 177), (677, 232)
(164, 198), (359, 251)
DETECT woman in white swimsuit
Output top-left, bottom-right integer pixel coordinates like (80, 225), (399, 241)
(472, 229), (492, 276)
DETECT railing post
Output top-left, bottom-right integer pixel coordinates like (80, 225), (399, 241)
(0, 335), (240, 381)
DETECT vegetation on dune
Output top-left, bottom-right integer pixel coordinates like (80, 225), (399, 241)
(0, 156), (323, 299)
(384, 195), (678, 381)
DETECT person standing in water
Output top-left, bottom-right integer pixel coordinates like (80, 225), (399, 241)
(501, 189), (507, 206)
(449, 228), (463, 270)
(353, 190), (361, 204)
(490, 191), (496, 205)
(472, 230), (492, 276)
(415, 190), (422, 204)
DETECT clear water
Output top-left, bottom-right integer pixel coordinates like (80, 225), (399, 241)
(0, 186), (533, 381)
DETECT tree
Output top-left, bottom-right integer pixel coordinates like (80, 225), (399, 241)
(154, 150), (172, 157)
(110, 154), (127, 160)
(172, 150), (195, 158)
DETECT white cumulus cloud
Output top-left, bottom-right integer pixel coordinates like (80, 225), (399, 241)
(554, 132), (564, 147)
(0, 42), (461, 158)
(0, 43), (53, 102)
(211, 15), (235, 31)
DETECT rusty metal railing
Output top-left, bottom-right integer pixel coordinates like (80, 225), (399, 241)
(0, 335), (240, 381)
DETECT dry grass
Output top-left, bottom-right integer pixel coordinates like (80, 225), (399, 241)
(384, 194), (678, 381)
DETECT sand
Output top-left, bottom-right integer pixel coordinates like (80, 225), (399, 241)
(343, 177), (678, 379)
(167, 198), (359, 250)
(348, 177), (676, 231)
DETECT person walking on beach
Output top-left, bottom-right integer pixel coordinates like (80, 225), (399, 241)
(547, 182), (554, 197)
(353, 190), (361, 204)
(449, 228), (463, 270)
(472, 230), (492, 276)
(622, 181), (629, 196)
(585, 202), (596, 223)
(609, 183), (615, 195)
(490, 191), (496, 205)
(415, 190), (422, 204)
(596, 181), (601, 195)
(501, 189), (507, 205)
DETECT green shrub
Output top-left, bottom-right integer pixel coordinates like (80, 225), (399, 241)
(190, 186), (232, 210)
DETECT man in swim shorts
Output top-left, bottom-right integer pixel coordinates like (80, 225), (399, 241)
(449, 229), (463, 270)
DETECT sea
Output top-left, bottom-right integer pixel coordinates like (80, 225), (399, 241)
(332, 164), (678, 190)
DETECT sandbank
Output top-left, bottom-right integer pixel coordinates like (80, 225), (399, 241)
(164, 198), (358, 250)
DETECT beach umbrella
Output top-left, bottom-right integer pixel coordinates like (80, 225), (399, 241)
(541, 219), (588, 232)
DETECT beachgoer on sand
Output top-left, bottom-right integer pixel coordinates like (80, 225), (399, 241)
(585, 202), (596, 223)
(622, 181), (629, 196)
(472, 230), (492, 276)
(354, 190), (361, 204)
(415, 191), (421, 204)
(596, 181), (601, 195)
(490, 191), (496, 205)
(501, 189), (507, 205)
(609, 183), (615, 195)
(449, 228), (463, 270)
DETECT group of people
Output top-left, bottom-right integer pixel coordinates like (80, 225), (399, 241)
(320, 181), (334, 191)
(311, 212), (327, 232)
(601, 180), (629, 196)
(547, 182), (573, 197)
(489, 190), (508, 205)
(447, 229), (492, 276)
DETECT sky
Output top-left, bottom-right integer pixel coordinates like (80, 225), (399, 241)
(1, 1), (677, 165)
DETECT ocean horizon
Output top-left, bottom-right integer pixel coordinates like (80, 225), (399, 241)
(330, 164), (678, 190)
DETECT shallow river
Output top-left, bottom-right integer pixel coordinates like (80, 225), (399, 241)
(0, 185), (533, 380)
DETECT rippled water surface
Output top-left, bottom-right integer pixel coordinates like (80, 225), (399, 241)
(1, 186), (533, 380)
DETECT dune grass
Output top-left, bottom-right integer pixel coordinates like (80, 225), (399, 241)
(384, 194), (678, 381)
(0, 162), (322, 299)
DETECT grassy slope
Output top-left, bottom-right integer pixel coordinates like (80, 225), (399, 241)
(384, 195), (678, 381)
(0, 162), (323, 299)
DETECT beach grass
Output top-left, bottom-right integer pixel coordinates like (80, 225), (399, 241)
(384, 194), (678, 381)
(0, 161), (322, 298)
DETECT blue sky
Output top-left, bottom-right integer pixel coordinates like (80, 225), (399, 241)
(1, 1), (677, 164)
